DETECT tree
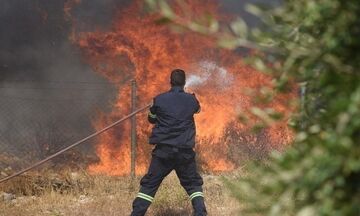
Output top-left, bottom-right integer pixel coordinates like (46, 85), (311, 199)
(145, 0), (360, 215)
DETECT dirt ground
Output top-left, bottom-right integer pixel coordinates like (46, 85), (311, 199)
(0, 170), (242, 216)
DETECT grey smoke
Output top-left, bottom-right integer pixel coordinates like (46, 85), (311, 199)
(0, 0), (279, 163)
(220, 0), (281, 27)
(0, 0), (130, 159)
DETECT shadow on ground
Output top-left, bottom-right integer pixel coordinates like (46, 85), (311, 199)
(153, 208), (192, 216)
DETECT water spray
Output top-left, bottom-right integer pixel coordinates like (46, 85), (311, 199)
(185, 61), (233, 89)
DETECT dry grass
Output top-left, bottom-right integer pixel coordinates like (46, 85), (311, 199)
(0, 170), (241, 216)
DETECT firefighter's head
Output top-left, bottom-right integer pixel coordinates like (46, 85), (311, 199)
(170, 69), (186, 87)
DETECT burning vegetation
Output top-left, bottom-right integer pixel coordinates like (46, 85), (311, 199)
(66, 0), (295, 176)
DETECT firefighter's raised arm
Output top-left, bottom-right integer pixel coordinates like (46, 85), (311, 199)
(148, 98), (157, 124)
(193, 93), (201, 114)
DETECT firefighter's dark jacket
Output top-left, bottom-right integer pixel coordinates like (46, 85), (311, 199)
(148, 86), (200, 148)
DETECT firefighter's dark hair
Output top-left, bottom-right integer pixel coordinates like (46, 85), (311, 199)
(170, 69), (186, 87)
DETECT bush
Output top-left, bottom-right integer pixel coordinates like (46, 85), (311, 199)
(226, 0), (360, 215)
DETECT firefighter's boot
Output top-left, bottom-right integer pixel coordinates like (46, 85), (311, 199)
(192, 196), (207, 216)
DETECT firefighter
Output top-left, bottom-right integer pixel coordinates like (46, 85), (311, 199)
(130, 69), (207, 216)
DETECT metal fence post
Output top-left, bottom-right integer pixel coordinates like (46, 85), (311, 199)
(130, 80), (137, 179)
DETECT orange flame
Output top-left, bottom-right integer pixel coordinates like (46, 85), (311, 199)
(69, 1), (294, 175)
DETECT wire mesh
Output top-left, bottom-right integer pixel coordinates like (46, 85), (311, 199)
(0, 81), (117, 175)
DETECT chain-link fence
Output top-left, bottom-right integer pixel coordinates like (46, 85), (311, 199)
(0, 81), (117, 174)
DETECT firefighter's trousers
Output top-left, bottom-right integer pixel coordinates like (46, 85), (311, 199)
(130, 145), (207, 216)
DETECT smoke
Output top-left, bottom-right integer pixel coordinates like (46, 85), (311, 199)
(219, 0), (281, 27)
(0, 0), (129, 158)
(0, 0), (280, 162)
(0, 0), (130, 82)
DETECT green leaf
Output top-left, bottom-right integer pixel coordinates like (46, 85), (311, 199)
(230, 18), (248, 38)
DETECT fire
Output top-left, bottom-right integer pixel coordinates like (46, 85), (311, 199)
(68, 1), (294, 175)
